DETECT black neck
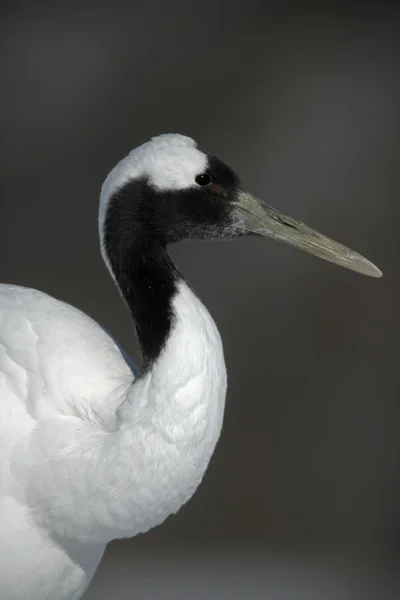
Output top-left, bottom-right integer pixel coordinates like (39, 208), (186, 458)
(103, 191), (181, 371)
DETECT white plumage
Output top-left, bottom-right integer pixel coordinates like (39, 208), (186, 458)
(0, 134), (381, 600)
(0, 280), (226, 599)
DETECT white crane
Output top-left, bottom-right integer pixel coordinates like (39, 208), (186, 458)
(0, 134), (381, 600)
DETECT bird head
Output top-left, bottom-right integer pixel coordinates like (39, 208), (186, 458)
(99, 133), (381, 278)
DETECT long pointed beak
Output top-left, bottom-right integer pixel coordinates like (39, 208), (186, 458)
(234, 190), (382, 278)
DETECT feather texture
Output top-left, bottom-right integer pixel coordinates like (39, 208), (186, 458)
(0, 281), (226, 599)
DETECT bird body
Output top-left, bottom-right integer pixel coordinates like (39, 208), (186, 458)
(0, 134), (381, 599)
(0, 280), (225, 599)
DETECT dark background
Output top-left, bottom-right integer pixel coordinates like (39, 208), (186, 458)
(1, 2), (399, 598)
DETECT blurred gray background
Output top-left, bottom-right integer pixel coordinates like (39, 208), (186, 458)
(1, 1), (399, 598)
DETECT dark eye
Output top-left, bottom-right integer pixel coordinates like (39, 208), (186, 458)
(195, 173), (212, 186)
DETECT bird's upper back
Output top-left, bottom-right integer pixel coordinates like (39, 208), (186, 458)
(0, 284), (135, 431)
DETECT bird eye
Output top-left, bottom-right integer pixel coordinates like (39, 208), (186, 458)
(195, 173), (212, 186)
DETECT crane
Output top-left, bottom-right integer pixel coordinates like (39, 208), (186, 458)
(0, 134), (381, 600)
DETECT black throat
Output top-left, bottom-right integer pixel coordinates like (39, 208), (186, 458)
(103, 181), (181, 371)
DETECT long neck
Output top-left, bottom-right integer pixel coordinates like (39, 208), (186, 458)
(102, 201), (228, 430)
(103, 191), (182, 370)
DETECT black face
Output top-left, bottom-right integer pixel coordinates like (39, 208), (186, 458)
(105, 155), (241, 247)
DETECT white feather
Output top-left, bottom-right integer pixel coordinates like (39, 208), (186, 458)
(0, 279), (226, 599)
